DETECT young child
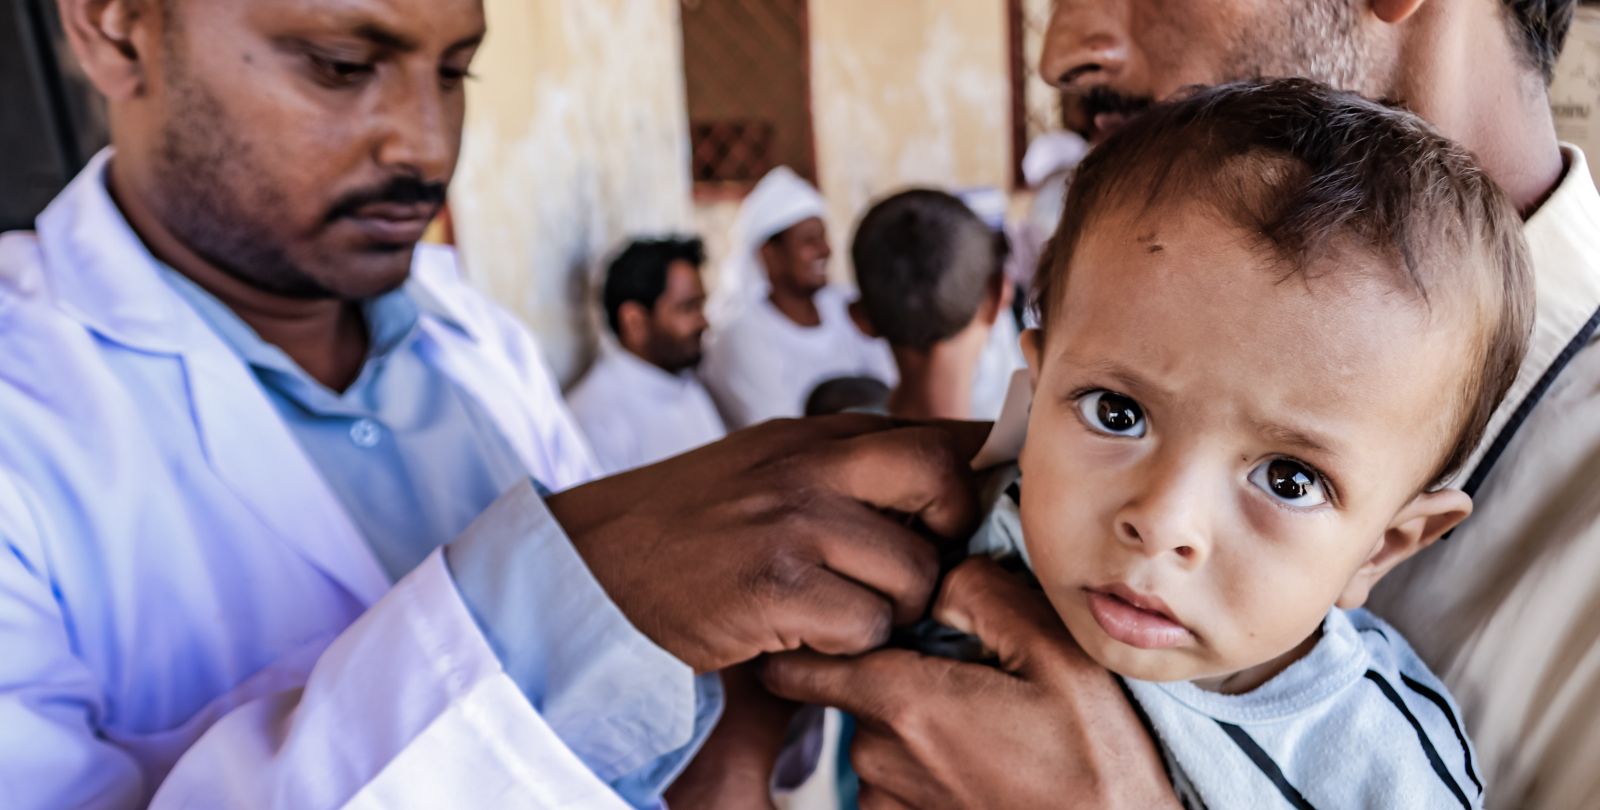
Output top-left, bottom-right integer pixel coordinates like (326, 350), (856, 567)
(848, 189), (1013, 420)
(900, 78), (1534, 808)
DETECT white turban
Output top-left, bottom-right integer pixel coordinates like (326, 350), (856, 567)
(1022, 131), (1090, 188)
(709, 166), (827, 328)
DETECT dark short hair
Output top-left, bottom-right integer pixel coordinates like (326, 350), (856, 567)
(602, 237), (705, 337)
(1033, 78), (1534, 487)
(851, 189), (1003, 351)
(1502, 0), (1577, 83)
(805, 375), (892, 417)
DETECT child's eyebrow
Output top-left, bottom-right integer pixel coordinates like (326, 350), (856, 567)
(1250, 418), (1343, 461)
(1070, 359), (1174, 401)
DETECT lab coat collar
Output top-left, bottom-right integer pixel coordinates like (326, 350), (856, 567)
(34, 149), (406, 606)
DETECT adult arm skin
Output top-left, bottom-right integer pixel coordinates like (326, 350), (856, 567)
(548, 415), (987, 675)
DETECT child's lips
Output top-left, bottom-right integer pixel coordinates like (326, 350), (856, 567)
(1085, 585), (1192, 650)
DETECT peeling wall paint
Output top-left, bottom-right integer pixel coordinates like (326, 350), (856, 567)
(806, 0), (1013, 282)
(451, 0), (694, 384)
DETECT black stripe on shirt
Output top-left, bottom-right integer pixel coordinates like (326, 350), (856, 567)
(1214, 721), (1317, 810)
(1364, 670), (1471, 808)
(1117, 676), (1183, 793)
(1401, 673), (1483, 796)
(1462, 303), (1600, 499)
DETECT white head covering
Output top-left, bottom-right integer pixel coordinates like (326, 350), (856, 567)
(1022, 131), (1090, 188)
(956, 186), (1010, 232)
(709, 166), (827, 328)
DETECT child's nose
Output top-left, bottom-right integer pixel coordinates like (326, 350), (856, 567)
(1114, 465), (1212, 564)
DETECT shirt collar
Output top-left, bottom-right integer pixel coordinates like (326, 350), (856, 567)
(598, 340), (700, 397)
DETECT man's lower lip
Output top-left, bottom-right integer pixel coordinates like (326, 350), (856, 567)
(344, 215), (431, 244)
(1086, 590), (1190, 650)
(1092, 112), (1128, 140)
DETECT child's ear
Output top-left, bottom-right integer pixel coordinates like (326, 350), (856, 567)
(1336, 488), (1472, 609)
(1020, 328), (1043, 389)
(848, 300), (878, 338)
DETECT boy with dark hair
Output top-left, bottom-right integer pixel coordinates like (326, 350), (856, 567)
(848, 189), (1013, 420)
(567, 237), (725, 474)
(892, 78), (1532, 808)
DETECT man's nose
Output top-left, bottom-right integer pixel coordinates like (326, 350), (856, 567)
(1040, 0), (1131, 91)
(375, 81), (455, 182)
(1113, 460), (1212, 567)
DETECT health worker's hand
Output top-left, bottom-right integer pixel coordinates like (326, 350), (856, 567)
(760, 558), (1182, 810)
(546, 415), (987, 674)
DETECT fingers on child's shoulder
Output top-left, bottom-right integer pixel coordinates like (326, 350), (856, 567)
(933, 558), (1078, 666)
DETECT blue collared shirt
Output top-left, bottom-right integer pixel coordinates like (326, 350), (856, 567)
(159, 268), (718, 806)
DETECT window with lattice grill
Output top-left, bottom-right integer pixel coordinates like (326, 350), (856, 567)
(680, 0), (817, 195)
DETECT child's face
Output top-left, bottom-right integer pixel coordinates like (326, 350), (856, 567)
(1019, 203), (1473, 692)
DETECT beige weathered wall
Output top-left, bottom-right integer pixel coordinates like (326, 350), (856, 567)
(808, 0), (1014, 277)
(1551, 7), (1600, 186)
(451, 0), (694, 384)
(452, 1), (1017, 378)
(693, 1), (1015, 287)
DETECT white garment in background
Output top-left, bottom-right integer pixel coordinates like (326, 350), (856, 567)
(700, 285), (896, 429)
(567, 345), (727, 474)
(972, 313), (1026, 420)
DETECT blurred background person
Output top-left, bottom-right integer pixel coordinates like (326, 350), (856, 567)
(850, 189), (1014, 421)
(567, 237), (725, 474)
(803, 375), (892, 417)
(701, 166), (894, 429)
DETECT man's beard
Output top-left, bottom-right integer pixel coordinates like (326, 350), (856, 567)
(1223, 0), (1380, 98)
(152, 69), (445, 302)
(651, 332), (704, 374)
(154, 74), (333, 299)
(1072, 1), (1381, 142)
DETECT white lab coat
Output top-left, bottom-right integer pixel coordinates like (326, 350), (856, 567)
(0, 154), (682, 808)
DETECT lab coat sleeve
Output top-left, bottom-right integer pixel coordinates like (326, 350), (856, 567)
(149, 544), (634, 808)
(446, 480), (722, 805)
(0, 470), (694, 806)
(0, 471), (147, 808)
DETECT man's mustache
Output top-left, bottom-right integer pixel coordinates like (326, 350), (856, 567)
(1079, 86), (1155, 120)
(325, 176), (448, 223)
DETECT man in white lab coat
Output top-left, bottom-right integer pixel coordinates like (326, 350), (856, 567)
(567, 237), (726, 475)
(0, 0), (982, 807)
(700, 167), (897, 429)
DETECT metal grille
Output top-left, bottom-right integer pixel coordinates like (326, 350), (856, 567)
(680, 0), (816, 193)
(1009, 0), (1064, 186)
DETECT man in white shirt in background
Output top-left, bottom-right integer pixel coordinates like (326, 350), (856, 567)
(568, 237), (726, 474)
(701, 167), (896, 429)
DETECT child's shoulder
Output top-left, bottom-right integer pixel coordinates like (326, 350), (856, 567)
(1130, 609), (1485, 808)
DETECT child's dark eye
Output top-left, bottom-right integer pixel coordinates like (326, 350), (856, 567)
(1077, 390), (1147, 438)
(1249, 458), (1328, 507)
